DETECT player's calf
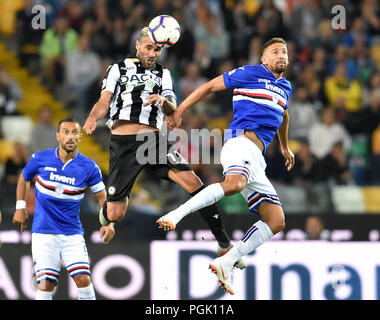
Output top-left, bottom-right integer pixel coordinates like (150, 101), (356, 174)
(100, 201), (127, 226)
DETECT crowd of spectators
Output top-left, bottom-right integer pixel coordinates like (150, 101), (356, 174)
(1, 0), (380, 215)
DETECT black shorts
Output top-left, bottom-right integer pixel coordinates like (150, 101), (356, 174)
(107, 131), (193, 202)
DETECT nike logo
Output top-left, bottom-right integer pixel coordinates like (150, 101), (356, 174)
(220, 265), (226, 280)
(213, 214), (219, 219)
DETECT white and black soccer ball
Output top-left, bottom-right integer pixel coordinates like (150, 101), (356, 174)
(147, 15), (181, 48)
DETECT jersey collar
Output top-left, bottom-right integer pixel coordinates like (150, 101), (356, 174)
(260, 64), (284, 82)
(55, 147), (79, 169)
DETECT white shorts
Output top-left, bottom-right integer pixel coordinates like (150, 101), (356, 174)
(32, 233), (91, 285)
(220, 136), (281, 214)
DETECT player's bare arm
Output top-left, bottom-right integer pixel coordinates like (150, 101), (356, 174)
(143, 94), (177, 115)
(12, 173), (30, 232)
(83, 91), (112, 135)
(277, 109), (295, 171)
(166, 75), (226, 130)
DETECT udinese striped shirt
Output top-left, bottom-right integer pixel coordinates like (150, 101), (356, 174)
(102, 57), (176, 130)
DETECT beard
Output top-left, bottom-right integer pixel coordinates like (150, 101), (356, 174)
(139, 55), (156, 69)
(62, 141), (77, 153)
(273, 61), (287, 74)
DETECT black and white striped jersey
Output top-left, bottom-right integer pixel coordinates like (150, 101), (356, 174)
(101, 57), (176, 130)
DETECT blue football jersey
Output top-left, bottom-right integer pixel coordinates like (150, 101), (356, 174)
(22, 148), (105, 235)
(223, 64), (292, 154)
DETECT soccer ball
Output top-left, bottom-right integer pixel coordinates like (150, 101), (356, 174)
(147, 15), (181, 48)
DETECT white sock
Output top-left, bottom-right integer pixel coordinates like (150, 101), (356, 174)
(220, 220), (274, 268)
(168, 183), (225, 225)
(35, 289), (53, 300)
(78, 283), (96, 300)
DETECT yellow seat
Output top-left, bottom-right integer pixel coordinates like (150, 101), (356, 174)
(0, 139), (14, 163)
(362, 187), (380, 214)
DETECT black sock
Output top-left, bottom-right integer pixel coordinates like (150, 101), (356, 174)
(191, 185), (231, 248)
(102, 202), (111, 223)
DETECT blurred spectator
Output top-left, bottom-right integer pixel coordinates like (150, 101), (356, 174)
(0, 67), (22, 116)
(129, 189), (160, 215)
(213, 59), (235, 115)
(360, 0), (380, 36)
(57, 0), (85, 32)
(194, 13), (230, 65)
(192, 40), (212, 78)
(288, 86), (319, 141)
(3, 142), (28, 185)
(251, 16), (272, 44)
(287, 139), (322, 186)
(328, 44), (358, 81)
(170, 9), (195, 64)
(255, 0), (288, 39)
(304, 215), (330, 240)
(0, 114), (3, 139)
(362, 90), (380, 138)
(109, 17), (131, 61)
(265, 138), (288, 183)
(310, 47), (329, 84)
(324, 62), (362, 112)
(30, 106), (58, 154)
(66, 35), (101, 119)
(289, 0), (324, 47)
(283, 40), (303, 83)
(311, 19), (339, 53)
(308, 108), (352, 159)
(178, 62), (207, 101)
(368, 124), (380, 185)
(85, 1), (113, 58)
(247, 36), (262, 66)
(342, 16), (372, 49)
(87, 57), (113, 111)
(183, 0), (212, 32)
(40, 15), (78, 90)
(319, 141), (353, 185)
(149, 0), (175, 17)
(362, 71), (380, 107)
(15, 0), (44, 74)
(371, 124), (380, 155)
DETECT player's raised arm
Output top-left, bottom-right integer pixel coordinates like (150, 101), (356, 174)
(166, 75), (226, 130)
(83, 91), (112, 135)
(143, 94), (177, 115)
(12, 173), (30, 232)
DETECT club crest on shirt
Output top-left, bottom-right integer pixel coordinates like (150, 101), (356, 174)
(55, 185), (65, 196)
(108, 186), (116, 196)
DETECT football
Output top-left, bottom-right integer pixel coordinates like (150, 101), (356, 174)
(147, 15), (181, 48)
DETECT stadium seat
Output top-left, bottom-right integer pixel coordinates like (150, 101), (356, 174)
(362, 187), (380, 214)
(0, 139), (14, 163)
(275, 184), (308, 214)
(331, 185), (365, 214)
(1, 115), (33, 145)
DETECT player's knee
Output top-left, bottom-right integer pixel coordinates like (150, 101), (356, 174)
(269, 214), (285, 234)
(38, 279), (55, 292)
(221, 175), (247, 196)
(273, 217), (285, 234)
(73, 274), (92, 288)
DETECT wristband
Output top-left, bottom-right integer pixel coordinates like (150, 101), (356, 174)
(16, 200), (26, 210)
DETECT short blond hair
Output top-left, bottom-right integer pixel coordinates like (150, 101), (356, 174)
(138, 27), (150, 42)
(262, 37), (287, 55)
